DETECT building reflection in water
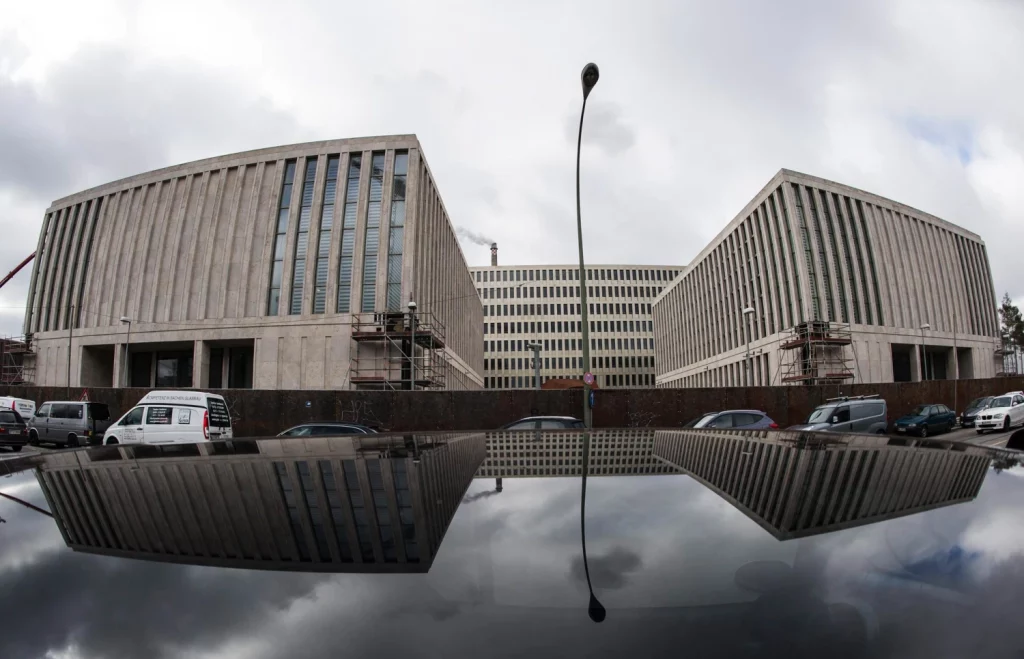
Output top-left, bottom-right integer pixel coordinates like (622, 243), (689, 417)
(35, 434), (485, 572)
(652, 430), (991, 540)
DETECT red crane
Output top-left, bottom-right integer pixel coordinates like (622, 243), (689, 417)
(0, 253), (35, 291)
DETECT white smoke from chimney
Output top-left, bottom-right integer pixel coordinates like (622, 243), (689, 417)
(456, 227), (495, 246)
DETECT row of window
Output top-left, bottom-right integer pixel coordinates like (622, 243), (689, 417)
(485, 355), (655, 371)
(486, 336), (654, 354)
(476, 466), (672, 476)
(479, 285), (662, 300)
(486, 319), (653, 336)
(474, 267), (681, 284)
(664, 353), (772, 389)
(485, 302), (654, 318)
(268, 151), (409, 317)
(484, 372), (656, 388)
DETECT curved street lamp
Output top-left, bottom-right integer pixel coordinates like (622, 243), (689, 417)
(580, 431), (606, 622)
(576, 62), (599, 427)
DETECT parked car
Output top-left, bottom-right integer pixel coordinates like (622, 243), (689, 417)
(975, 393), (1024, 434)
(960, 396), (994, 428)
(278, 422), (378, 436)
(103, 391), (232, 445)
(0, 409), (28, 452)
(28, 401), (112, 448)
(787, 396), (888, 434)
(892, 404), (956, 437)
(500, 416), (584, 430)
(0, 396), (36, 419)
(691, 410), (778, 430)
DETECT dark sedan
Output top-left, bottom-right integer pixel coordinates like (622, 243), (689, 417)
(961, 396), (994, 428)
(0, 409), (28, 451)
(5, 428), (1023, 657)
(892, 403), (956, 437)
(277, 422), (378, 436)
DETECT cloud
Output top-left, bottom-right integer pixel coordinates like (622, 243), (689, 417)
(569, 545), (642, 590)
(565, 102), (637, 156)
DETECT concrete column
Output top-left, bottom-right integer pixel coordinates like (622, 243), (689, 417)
(912, 343), (923, 382)
(194, 340), (210, 388)
(112, 342), (124, 388)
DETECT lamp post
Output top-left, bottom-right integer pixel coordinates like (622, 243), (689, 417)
(743, 307), (755, 386)
(919, 323), (931, 381)
(408, 301), (417, 391)
(527, 341), (542, 390)
(580, 431), (605, 623)
(119, 316), (132, 388)
(576, 62), (599, 428)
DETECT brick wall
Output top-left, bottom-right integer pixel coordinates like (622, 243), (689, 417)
(5, 377), (1023, 436)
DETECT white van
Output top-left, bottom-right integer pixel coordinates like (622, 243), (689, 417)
(103, 391), (233, 445)
(0, 396), (36, 420)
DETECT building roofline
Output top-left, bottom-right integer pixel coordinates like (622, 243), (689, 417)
(48, 134), (422, 210)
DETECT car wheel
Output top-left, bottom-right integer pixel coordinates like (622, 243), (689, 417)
(10, 445), (22, 452)
(920, 426), (928, 438)
(1003, 417), (1011, 431)
(105, 437), (119, 445)
(976, 429), (985, 435)
(68, 434), (79, 448)
(28, 430), (38, 446)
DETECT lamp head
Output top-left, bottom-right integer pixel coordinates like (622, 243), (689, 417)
(581, 63), (600, 100)
(119, 316), (131, 324)
(407, 301), (417, 311)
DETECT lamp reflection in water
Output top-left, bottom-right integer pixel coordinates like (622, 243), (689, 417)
(580, 430), (606, 623)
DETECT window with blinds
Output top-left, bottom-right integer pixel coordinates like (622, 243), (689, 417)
(268, 160), (296, 315)
(312, 156), (339, 314)
(336, 154), (362, 313)
(386, 151), (408, 310)
(289, 158), (318, 315)
(360, 152), (385, 313)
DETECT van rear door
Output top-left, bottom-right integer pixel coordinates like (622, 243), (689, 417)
(206, 397), (232, 439)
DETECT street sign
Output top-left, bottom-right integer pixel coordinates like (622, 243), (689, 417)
(583, 372), (595, 386)
(589, 390), (596, 408)
(80, 390), (89, 402)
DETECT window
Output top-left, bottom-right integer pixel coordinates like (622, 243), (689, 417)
(290, 158), (318, 314)
(360, 152), (385, 312)
(312, 156), (340, 313)
(337, 154), (362, 312)
(120, 407), (144, 426)
(145, 407), (173, 425)
(386, 151), (408, 310)
(268, 160), (296, 314)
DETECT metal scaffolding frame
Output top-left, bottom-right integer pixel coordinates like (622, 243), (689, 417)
(350, 312), (449, 390)
(778, 321), (855, 385)
(0, 335), (35, 386)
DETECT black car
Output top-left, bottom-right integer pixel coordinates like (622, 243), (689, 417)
(278, 422), (378, 436)
(0, 409), (28, 451)
(5, 429), (1024, 658)
(961, 396), (994, 428)
(499, 416), (585, 429)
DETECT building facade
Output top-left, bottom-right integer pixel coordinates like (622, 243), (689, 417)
(471, 252), (682, 389)
(24, 136), (483, 390)
(654, 170), (1001, 388)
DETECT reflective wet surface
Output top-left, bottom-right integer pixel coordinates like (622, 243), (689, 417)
(1, 429), (1023, 658)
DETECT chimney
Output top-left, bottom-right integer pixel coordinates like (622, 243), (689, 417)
(490, 242), (498, 267)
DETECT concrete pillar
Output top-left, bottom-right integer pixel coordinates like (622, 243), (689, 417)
(193, 340), (210, 388)
(912, 344), (923, 382)
(112, 342), (124, 388)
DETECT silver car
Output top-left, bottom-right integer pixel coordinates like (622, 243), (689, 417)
(28, 401), (113, 448)
(787, 395), (888, 434)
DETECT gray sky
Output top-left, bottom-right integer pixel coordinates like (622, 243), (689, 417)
(1, 0), (1023, 336)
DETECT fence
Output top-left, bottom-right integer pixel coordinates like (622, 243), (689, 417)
(3, 377), (1023, 437)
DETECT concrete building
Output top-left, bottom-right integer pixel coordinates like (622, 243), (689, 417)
(654, 170), (1001, 388)
(653, 430), (990, 539)
(471, 246), (682, 389)
(36, 434), (486, 572)
(24, 136), (483, 390)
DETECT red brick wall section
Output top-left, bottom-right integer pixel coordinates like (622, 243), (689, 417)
(4, 377), (1023, 436)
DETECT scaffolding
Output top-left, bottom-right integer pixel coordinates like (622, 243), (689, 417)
(349, 311), (449, 390)
(778, 321), (854, 385)
(0, 335), (34, 386)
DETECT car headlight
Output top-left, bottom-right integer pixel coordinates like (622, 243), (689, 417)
(992, 412), (1004, 418)
(907, 423), (917, 428)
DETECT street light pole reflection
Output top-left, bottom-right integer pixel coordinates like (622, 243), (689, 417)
(580, 430), (606, 622)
